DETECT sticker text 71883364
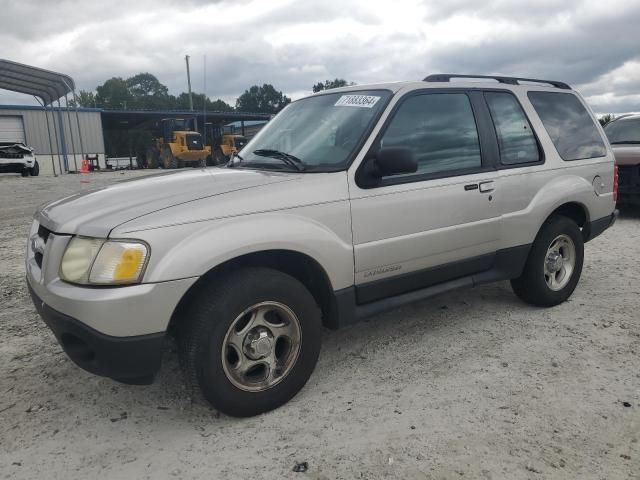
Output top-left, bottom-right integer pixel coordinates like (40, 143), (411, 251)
(334, 95), (381, 108)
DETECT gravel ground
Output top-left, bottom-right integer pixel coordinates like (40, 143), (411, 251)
(0, 171), (639, 480)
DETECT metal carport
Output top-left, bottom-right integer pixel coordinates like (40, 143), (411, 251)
(0, 59), (85, 176)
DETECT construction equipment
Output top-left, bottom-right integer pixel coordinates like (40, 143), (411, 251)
(205, 124), (248, 165)
(146, 118), (209, 169)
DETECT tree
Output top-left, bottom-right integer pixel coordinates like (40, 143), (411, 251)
(208, 98), (234, 112)
(126, 73), (171, 109)
(69, 90), (96, 108)
(236, 84), (291, 113)
(312, 78), (356, 93)
(174, 92), (233, 112)
(599, 114), (615, 126)
(95, 77), (132, 109)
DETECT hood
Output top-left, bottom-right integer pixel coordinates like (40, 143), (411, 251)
(611, 145), (640, 167)
(36, 168), (297, 237)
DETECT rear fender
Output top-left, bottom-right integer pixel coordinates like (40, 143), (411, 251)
(501, 173), (597, 248)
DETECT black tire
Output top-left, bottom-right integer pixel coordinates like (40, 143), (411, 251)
(29, 160), (39, 176)
(178, 267), (322, 417)
(213, 148), (226, 165)
(146, 148), (159, 169)
(162, 147), (179, 169)
(511, 215), (584, 307)
(191, 157), (206, 168)
(20, 168), (29, 177)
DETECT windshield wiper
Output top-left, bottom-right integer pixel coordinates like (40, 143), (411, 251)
(252, 149), (306, 171)
(610, 140), (640, 144)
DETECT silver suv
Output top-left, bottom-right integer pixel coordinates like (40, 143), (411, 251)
(26, 74), (618, 416)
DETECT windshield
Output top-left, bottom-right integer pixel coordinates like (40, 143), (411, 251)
(233, 90), (392, 171)
(604, 117), (640, 144)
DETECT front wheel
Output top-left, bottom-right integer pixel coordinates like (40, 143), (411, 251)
(213, 148), (226, 165)
(178, 268), (322, 417)
(161, 147), (179, 169)
(511, 216), (584, 307)
(29, 160), (39, 176)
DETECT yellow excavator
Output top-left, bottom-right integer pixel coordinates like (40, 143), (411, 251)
(146, 118), (210, 169)
(206, 124), (248, 165)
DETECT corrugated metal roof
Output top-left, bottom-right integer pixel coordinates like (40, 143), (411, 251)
(0, 59), (74, 105)
(0, 104), (101, 112)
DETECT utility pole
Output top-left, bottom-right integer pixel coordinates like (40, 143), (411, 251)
(203, 55), (207, 145)
(185, 55), (197, 130)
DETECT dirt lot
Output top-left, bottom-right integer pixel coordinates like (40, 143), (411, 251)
(0, 171), (638, 479)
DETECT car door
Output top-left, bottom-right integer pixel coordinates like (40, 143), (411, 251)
(348, 89), (502, 303)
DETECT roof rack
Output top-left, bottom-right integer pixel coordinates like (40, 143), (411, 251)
(423, 74), (571, 90)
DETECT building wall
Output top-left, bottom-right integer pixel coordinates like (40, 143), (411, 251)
(0, 106), (105, 175)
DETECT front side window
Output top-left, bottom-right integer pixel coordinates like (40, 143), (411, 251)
(233, 90), (391, 172)
(604, 117), (640, 144)
(528, 92), (606, 161)
(379, 93), (482, 178)
(485, 92), (540, 165)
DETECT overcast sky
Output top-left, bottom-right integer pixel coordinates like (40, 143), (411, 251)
(1, 0), (639, 113)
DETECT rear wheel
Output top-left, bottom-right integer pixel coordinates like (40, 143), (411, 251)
(178, 268), (322, 417)
(20, 168), (29, 177)
(511, 216), (584, 307)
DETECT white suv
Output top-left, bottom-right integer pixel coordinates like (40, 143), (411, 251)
(0, 142), (39, 176)
(26, 74), (617, 416)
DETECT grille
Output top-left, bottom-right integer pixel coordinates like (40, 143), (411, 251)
(186, 134), (204, 151)
(33, 224), (52, 269)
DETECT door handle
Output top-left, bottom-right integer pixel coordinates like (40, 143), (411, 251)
(464, 184), (478, 191)
(479, 181), (495, 193)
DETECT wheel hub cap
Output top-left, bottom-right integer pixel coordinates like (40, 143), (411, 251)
(244, 328), (273, 360)
(546, 251), (563, 273)
(221, 301), (302, 392)
(543, 234), (576, 291)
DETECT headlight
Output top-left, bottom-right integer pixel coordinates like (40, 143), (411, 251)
(60, 237), (104, 283)
(60, 237), (149, 285)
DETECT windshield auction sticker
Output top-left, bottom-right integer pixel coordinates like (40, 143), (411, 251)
(334, 95), (381, 108)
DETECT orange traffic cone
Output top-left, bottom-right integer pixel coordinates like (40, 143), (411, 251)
(80, 158), (89, 174)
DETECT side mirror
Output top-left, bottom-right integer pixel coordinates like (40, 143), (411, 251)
(356, 146), (418, 188)
(375, 146), (418, 176)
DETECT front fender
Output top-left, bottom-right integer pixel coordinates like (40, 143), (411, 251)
(132, 205), (354, 291)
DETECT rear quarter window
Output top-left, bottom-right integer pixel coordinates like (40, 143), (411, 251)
(527, 91), (606, 161)
(604, 117), (640, 144)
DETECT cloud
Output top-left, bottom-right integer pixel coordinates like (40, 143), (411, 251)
(0, 0), (638, 113)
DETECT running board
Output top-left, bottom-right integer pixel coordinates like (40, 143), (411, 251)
(331, 244), (531, 328)
(354, 276), (472, 320)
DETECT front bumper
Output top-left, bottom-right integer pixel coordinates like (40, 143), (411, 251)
(29, 283), (165, 384)
(25, 219), (199, 383)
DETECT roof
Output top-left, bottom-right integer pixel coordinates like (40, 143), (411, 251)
(0, 59), (75, 105)
(101, 109), (272, 130)
(309, 75), (574, 99)
(608, 113), (640, 123)
(225, 120), (269, 127)
(0, 104), (101, 113)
